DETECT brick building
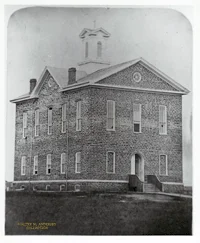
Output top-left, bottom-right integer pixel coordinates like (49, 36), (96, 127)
(10, 27), (189, 193)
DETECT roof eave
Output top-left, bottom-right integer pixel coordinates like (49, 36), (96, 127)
(10, 96), (38, 104)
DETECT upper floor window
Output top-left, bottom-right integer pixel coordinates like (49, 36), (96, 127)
(159, 154), (168, 176)
(21, 156), (26, 175)
(61, 153), (66, 174)
(107, 100), (115, 131)
(85, 42), (89, 58)
(46, 154), (51, 174)
(159, 105), (167, 135)
(75, 152), (81, 173)
(61, 104), (67, 133)
(33, 155), (38, 175)
(48, 107), (52, 135)
(133, 104), (141, 133)
(23, 112), (27, 138)
(35, 109), (40, 137)
(97, 41), (102, 58)
(106, 151), (115, 174)
(76, 101), (81, 131)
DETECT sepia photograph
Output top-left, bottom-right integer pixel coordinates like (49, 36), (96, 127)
(5, 6), (192, 235)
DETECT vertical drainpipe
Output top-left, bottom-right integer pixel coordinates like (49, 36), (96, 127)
(66, 93), (70, 191)
(29, 100), (34, 191)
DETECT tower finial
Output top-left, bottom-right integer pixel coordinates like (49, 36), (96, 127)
(93, 20), (96, 29)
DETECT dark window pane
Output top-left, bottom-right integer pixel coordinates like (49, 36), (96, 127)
(134, 123), (140, 132)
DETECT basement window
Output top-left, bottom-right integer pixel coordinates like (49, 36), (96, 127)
(75, 184), (80, 192)
(46, 185), (50, 191)
(60, 185), (65, 191)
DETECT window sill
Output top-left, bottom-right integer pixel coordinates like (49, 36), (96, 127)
(106, 172), (115, 174)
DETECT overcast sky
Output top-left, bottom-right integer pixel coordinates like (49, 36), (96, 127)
(6, 7), (192, 185)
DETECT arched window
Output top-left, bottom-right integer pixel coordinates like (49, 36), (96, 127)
(85, 42), (88, 58)
(97, 41), (102, 58)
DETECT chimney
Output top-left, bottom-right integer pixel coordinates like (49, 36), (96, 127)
(30, 79), (37, 94)
(68, 67), (76, 85)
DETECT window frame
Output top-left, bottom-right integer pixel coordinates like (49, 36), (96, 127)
(159, 105), (167, 135)
(75, 152), (81, 173)
(60, 184), (65, 191)
(133, 103), (142, 133)
(61, 153), (66, 174)
(74, 184), (80, 192)
(35, 109), (40, 137)
(106, 151), (115, 174)
(46, 154), (51, 175)
(21, 156), (26, 175)
(33, 155), (38, 175)
(107, 100), (115, 131)
(159, 154), (168, 176)
(48, 107), (53, 135)
(61, 104), (67, 133)
(76, 101), (82, 131)
(23, 112), (27, 138)
(46, 185), (50, 191)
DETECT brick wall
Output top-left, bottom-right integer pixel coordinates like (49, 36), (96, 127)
(13, 65), (183, 191)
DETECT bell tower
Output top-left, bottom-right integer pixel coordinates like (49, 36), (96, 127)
(78, 27), (111, 74)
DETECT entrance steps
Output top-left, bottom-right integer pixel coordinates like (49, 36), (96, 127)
(143, 182), (160, 193)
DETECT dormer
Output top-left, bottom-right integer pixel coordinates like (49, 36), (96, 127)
(78, 27), (111, 74)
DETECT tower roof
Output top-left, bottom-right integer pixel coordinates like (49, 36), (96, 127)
(79, 27), (111, 38)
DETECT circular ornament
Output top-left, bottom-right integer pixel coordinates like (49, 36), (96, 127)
(133, 72), (141, 82)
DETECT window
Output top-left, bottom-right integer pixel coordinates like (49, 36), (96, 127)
(106, 151), (115, 173)
(75, 184), (80, 192)
(48, 108), (52, 135)
(159, 105), (167, 134)
(107, 100), (115, 131)
(46, 185), (50, 191)
(46, 154), (51, 174)
(21, 156), (26, 175)
(76, 101), (81, 131)
(75, 152), (81, 173)
(62, 104), (67, 133)
(61, 153), (66, 174)
(97, 41), (102, 58)
(133, 104), (141, 133)
(60, 185), (65, 191)
(33, 155), (38, 175)
(35, 109), (40, 136)
(23, 112), (27, 138)
(159, 155), (168, 176)
(85, 42), (88, 58)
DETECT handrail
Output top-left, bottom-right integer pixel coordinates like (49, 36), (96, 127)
(146, 175), (163, 191)
(128, 174), (144, 192)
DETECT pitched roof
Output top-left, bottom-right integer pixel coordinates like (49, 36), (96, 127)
(46, 66), (87, 88)
(63, 57), (189, 94)
(10, 57), (189, 103)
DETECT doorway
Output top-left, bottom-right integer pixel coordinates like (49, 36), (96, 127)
(131, 153), (144, 181)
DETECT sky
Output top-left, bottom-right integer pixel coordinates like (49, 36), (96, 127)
(6, 6), (192, 185)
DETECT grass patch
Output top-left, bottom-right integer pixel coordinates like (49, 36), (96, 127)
(5, 191), (192, 235)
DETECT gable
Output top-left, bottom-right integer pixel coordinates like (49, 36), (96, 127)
(97, 62), (179, 92)
(36, 70), (60, 97)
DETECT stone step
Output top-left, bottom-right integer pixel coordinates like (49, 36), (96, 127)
(144, 183), (160, 192)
